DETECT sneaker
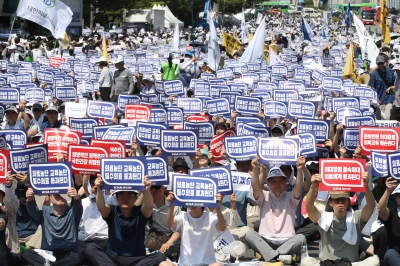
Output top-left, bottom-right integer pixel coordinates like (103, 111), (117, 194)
(33, 249), (56, 262)
(278, 254), (293, 265)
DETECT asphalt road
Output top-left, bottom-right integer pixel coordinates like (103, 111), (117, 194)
(364, 22), (400, 35)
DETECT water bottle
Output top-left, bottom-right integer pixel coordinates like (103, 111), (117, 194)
(145, 248), (150, 255)
(44, 258), (51, 266)
(301, 244), (308, 260)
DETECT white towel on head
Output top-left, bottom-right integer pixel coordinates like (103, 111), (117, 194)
(317, 210), (357, 245)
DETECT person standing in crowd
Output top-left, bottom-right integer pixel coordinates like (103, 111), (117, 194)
(141, 76), (156, 94)
(110, 55), (134, 102)
(97, 56), (112, 101)
(178, 52), (200, 87)
(161, 54), (179, 81)
(368, 55), (395, 120)
(389, 63), (400, 121)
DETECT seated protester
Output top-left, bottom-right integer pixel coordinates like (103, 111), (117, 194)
(377, 179), (400, 265)
(160, 193), (226, 266)
(22, 187), (84, 266)
(244, 157), (306, 264)
(302, 172), (378, 266)
(39, 105), (62, 132)
(30, 102), (47, 128)
(86, 176), (166, 266)
(1, 105), (28, 130)
(271, 124), (285, 137)
(172, 158), (190, 174)
(141, 75), (156, 94)
(193, 148), (212, 169)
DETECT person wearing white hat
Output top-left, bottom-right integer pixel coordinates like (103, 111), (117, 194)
(110, 55), (134, 102)
(97, 56), (113, 101)
(389, 63), (400, 121)
(377, 179), (400, 265)
(1, 105), (26, 130)
(6, 44), (21, 64)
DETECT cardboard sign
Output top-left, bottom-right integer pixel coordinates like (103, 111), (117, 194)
(160, 130), (198, 156)
(370, 151), (388, 177)
(359, 126), (400, 155)
(258, 137), (299, 165)
(224, 136), (257, 162)
(164, 80), (184, 95)
(145, 156), (169, 185)
(125, 104), (152, 121)
(210, 129), (236, 161)
(273, 89), (298, 102)
(28, 162), (72, 194)
(65, 102), (88, 121)
(68, 145), (108, 174)
(44, 129), (82, 161)
(189, 166), (233, 195)
(9, 144), (48, 173)
(345, 116), (375, 128)
(100, 158), (145, 190)
(332, 97), (360, 112)
(3, 130), (28, 150)
(319, 159), (366, 192)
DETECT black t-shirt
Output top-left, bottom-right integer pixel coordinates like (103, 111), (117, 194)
(382, 207), (400, 253)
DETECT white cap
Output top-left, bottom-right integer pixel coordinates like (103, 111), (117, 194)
(391, 184), (400, 195)
(7, 45), (17, 50)
(370, 220), (384, 235)
(97, 56), (108, 63)
(112, 190), (139, 195)
(114, 55), (124, 64)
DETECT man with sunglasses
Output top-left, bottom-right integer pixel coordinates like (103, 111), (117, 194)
(368, 55), (395, 120)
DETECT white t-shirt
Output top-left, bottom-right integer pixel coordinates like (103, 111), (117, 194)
(173, 212), (220, 265)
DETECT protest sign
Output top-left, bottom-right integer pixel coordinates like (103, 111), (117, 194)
(345, 116), (375, 128)
(376, 121), (399, 128)
(210, 129), (236, 161)
(25, 88), (45, 102)
(102, 127), (135, 148)
(273, 90), (298, 102)
(331, 97), (360, 112)
(36, 70), (54, 83)
(387, 152), (400, 180)
(0, 88), (20, 104)
(216, 69), (233, 79)
(258, 137), (299, 165)
(177, 98), (203, 114)
(160, 130), (198, 156)
(65, 102), (87, 121)
(164, 80), (184, 95)
(287, 100), (315, 119)
(224, 136), (257, 162)
(69, 118), (98, 138)
(0, 150), (9, 182)
(9, 144), (48, 174)
(136, 122), (167, 146)
(87, 101), (116, 122)
(145, 156), (169, 185)
(2, 129), (27, 150)
(118, 95), (141, 113)
(296, 133), (318, 157)
(359, 126), (400, 155)
(240, 124), (270, 138)
(206, 98), (231, 116)
(150, 108), (167, 124)
(297, 119), (330, 143)
(343, 128), (359, 152)
(189, 166), (233, 195)
(184, 122), (214, 143)
(234, 96), (261, 115)
(92, 124), (125, 139)
(335, 107), (362, 124)
(125, 104), (152, 121)
(68, 145), (108, 174)
(0, 134), (6, 149)
(55, 87), (77, 101)
(90, 139), (126, 158)
(100, 158), (145, 190)
(322, 77), (342, 91)
(186, 115), (209, 123)
(370, 151), (388, 177)
(319, 159), (366, 192)
(49, 57), (66, 68)
(29, 162), (72, 195)
(263, 101), (287, 118)
(171, 174), (218, 207)
(44, 129), (82, 160)
(166, 108), (184, 125)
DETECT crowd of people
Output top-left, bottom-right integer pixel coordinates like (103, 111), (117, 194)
(0, 10), (399, 266)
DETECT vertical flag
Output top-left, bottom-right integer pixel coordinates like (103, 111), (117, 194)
(203, 0), (211, 20)
(301, 17), (314, 42)
(353, 14), (367, 59)
(238, 16), (266, 64)
(102, 33), (109, 62)
(343, 41), (360, 84)
(380, 0), (391, 46)
(344, 2), (351, 28)
(60, 31), (69, 50)
(269, 46), (287, 66)
(207, 11), (221, 71)
(173, 22), (180, 53)
(241, 7), (248, 44)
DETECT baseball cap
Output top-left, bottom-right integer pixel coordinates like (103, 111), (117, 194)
(393, 64), (400, 71)
(143, 75), (154, 83)
(271, 124), (284, 135)
(391, 184), (400, 195)
(172, 158), (189, 170)
(25, 109), (34, 117)
(5, 105), (18, 114)
(267, 167), (286, 179)
(376, 55), (385, 64)
(32, 102), (43, 111)
(328, 191), (350, 199)
(45, 105), (59, 113)
(112, 190), (139, 195)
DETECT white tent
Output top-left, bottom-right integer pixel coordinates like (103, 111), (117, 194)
(151, 4), (184, 28)
(123, 5), (184, 28)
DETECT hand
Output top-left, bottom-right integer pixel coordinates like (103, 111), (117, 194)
(218, 117), (225, 123)
(195, 148), (201, 160)
(143, 176), (151, 191)
(230, 193), (237, 210)
(339, 146), (347, 157)
(385, 177), (398, 193)
(56, 152), (64, 162)
(109, 94), (113, 99)
(0, 218), (5, 230)
(160, 242), (173, 253)
(311, 174), (321, 187)
(168, 95), (174, 103)
(231, 110), (238, 119)
(251, 156), (260, 169)
(353, 145), (362, 158)
(296, 156), (306, 170)
(362, 171), (370, 185)
(67, 187), (80, 200)
(167, 191), (175, 204)
(220, 146), (227, 158)
(330, 112), (335, 121)
(386, 86), (394, 94)
(15, 172), (28, 185)
(82, 174), (89, 185)
(94, 175), (103, 190)
(216, 193), (222, 207)
(155, 149), (162, 156)
(62, 115), (67, 122)
(336, 123), (343, 133)
(5, 171), (13, 186)
(26, 187), (35, 202)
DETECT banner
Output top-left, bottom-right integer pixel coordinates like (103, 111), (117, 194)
(90, 139), (126, 158)
(258, 137), (299, 165)
(69, 118), (98, 138)
(0, 88), (20, 104)
(125, 104), (152, 121)
(184, 122), (214, 142)
(264, 101), (287, 118)
(224, 136), (257, 162)
(136, 122), (167, 146)
(296, 133), (318, 157)
(189, 166), (233, 195)
(287, 100), (315, 119)
(145, 156), (169, 185)
(29, 162), (73, 194)
(206, 98), (231, 116)
(171, 174), (218, 207)
(343, 128), (359, 152)
(55, 87), (77, 101)
(100, 158), (145, 190)
(177, 98), (203, 114)
(319, 159), (366, 192)
(0, 150), (9, 182)
(87, 101), (115, 122)
(44, 129), (82, 160)
(9, 144), (48, 173)
(160, 130), (198, 156)
(234, 96), (261, 115)
(102, 127), (135, 148)
(370, 151), (388, 177)
(210, 129), (236, 161)
(297, 119), (330, 143)
(359, 126), (400, 155)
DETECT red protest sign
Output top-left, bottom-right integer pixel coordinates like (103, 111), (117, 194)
(359, 126), (400, 155)
(319, 159), (366, 192)
(187, 115), (209, 122)
(98, 118), (105, 125)
(90, 139), (126, 158)
(210, 128), (236, 161)
(44, 129), (82, 161)
(49, 57), (66, 68)
(125, 104), (152, 121)
(173, 125), (183, 130)
(68, 145), (108, 174)
(0, 150), (9, 183)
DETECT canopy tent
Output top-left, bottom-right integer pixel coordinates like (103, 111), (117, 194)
(151, 4), (184, 28)
(123, 5), (184, 29)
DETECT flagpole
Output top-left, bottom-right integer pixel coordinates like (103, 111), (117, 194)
(8, 0), (22, 42)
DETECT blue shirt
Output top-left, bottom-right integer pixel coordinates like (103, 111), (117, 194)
(104, 205), (148, 256)
(39, 119), (63, 132)
(368, 67), (395, 104)
(16, 203), (39, 238)
(27, 198), (83, 251)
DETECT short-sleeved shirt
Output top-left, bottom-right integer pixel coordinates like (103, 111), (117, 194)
(256, 190), (299, 239)
(104, 205), (148, 256)
(317, 210), (365, 262)
(382, 207), (400, 253)
(368, 67), (395, 104)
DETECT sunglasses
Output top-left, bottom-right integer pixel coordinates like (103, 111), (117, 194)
(150, 185), (162, 190)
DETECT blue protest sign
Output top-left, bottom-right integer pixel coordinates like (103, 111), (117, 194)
(55, 87), (77, 101)
(387, 152), (400, 180)
(102, 127), (135, 148)
(353, 86), (374, 100)
(3, 130), (27, 150)
(25, 88), (45, 102)
(189, 166), (233, 195)
(271, 65), (288, 75)
(117, 95), (141, 113)
(164, 80), (184, 95)
(336, 107), (362, 124)
(15, 73), (31, 83)
(224, 136), (257, 162)
(264, 101), (287, 118)
(256, 82), (276, 91)
(322, 77), (342, 91)
(194, 82), (210, 90)
(296, 133), (317, 157)
(210, 85), (230, 98)
(10, 144), (48, 173)
(359, 97), (370, 110)
(151, 108), (167, 123)
(59, 62), (71, 73)
(136, 122), (167, 145)
(171, 174), (218, 207)
(345, 116), (375, 128)
(220, 92), (241, 108)
(258, 137), (299, 165)
(249, 92), (270, 103)
(287, 100), (315, 119)
(166, 108), (184, 125)
(234, 96), (261, 115)
(342, 128), (359, 152)
(331, 97), (359, 112)
(282, 82), (305, 92)
(77, 81), (93, 94)
(87, 101), (116, 122)
(0, 106), (4, 122)
(229, 83), (248, 95)
(0, 88), (20, 103)
(74, 64), (90, 75)
(240, 124), (270, 138)
(342, 85), (355, 95)
(161, 130), (197, 156)
(209, 79), (226, 85)
(273, 90), (298, 102)
(145, 156), (169, 185)
(29, 162), (72, 195)
(206, 98), (231, 116)
(53, 77), (65, 87)
(195, 89), (210, 97)
(184, 122), (214, 142)
(370, 151), (388, 177)
(64, 76), (74, 86)
(297, 119), (330, 143)
(242, 73), (260, 82)
(7, 64), (19, 73)
(312, 69), (327, 83)
(216, 69), (233, 79)
(36, 70), (54, 83)
(155, 80), (164, 93)
(177, 98), (203, 114)
(100, 158), (145, 190)
(93, 124), (125, 139)
(69, 118), (98, 138)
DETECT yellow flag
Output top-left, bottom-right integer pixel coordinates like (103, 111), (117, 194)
(380, 0), (391, 46)
(249, 34), (253, 42)
(102, 33), (109, 62)
(222, 32), (228, 47)
(342, 41), (360, 84)
(60, 31), (69, 50)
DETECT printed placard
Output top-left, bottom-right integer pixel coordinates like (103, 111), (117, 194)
(387, 152), (400, 180)
(240, 124), (270, 138)
(3, 130), (28, 150)
(100, 158), (145, 190)
(206, 98), (231, 116)
(376, 120), (399, 128)
(74, 64), (90, 76)
(322, 77), (342, 91)
(287, 100), (315, 119)
(216, 69), (233, 79)
(312, 69), (327, 83)
(118, 95), (141, 113)
(210, 85), (230, 98)
(345, 116), (375, 128)
(224, 136), (257, 162)
(184, 122), (214, 142)
(177, 98), (203, 114)
(164, 80), (184, 95)
(136, 122), (167, 146)
(282, 82), (305, 92)
(210, 129), (236, 161)
(9, 144), (48, 173)
(25, 88), (45, 102)
(370, 151), (388, 177)
(264, 101), (287, 118)
(258, 137), (299, 165)
(296, 133), (317, 157)
(36, 70), (54, 83)
(68, 145), (108, 174)
(353, 87), (374, 99)
(171, 174), (218, 207)
(43, 129), (82, 160)
(273, 90), (298, 102)
(160, 130), (197, 156)
(29, 162), (72, 194)
(87, 101), (116, 122)
(0, 88), (20, 103)
(55, 87), (77, 101)
(90, 139), (126, 158)
(186, 115), (209, 123)
(336, 107), (362, 124)
(0, 150), (8, 182)
(151, 108), (167, 123)
(359, 126), (400, 155)
(297, 119), (330, 143)
(102, 127), (135, 148)
(69, 118), (98, 138)
(0, 134), (6, 149)
(92, 124), (125, 139)
(166, 108), (184, 125)
(189, 166), (233, 195)
(332, 97), (360, 112)
(145, 156), (169, 185)
(319, 159), (366, 192)
(125, 104), (152, 121)
(234, 96), (261, 115)
(343, 128), (359, 152)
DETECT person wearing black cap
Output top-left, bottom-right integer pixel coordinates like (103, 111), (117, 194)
(30, 102), (47, 128)
(172, 158), (190, 174)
